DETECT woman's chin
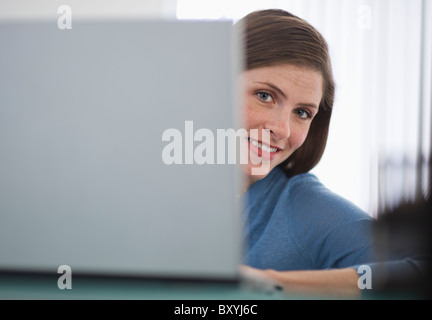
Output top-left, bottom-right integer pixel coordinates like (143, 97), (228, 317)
(242, 163), (272, 183)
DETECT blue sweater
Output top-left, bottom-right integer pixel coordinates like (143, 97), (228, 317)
(242, 165), (375, 271)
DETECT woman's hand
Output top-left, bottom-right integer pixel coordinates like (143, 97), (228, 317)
(239, 265), (362, 298)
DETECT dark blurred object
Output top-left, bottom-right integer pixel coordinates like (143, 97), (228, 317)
(372, 196), (432, 299)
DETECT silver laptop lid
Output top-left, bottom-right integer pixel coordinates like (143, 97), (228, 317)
(0, 18), (243, 281)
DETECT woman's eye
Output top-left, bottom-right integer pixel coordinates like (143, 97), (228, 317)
(256, 91), (273, 102)
(295, 109), (312, 119)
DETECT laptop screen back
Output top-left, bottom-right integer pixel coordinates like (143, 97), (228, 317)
(0, 19), (243, 281)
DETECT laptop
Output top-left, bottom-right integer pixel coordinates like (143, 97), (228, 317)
(0, 18), (245, 284)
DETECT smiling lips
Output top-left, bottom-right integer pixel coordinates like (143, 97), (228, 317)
(248, 137), (281, 160)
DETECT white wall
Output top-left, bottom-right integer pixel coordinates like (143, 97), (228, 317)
(0, 0), (177, 20)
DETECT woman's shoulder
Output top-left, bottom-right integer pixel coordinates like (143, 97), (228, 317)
(249, 165), (374, 222)
(266, 167), (375, 268)
(256, 166), (332, 202)
(278, 169), (327, 196)
(277, 169), (374, 222)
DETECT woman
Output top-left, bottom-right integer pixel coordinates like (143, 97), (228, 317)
(236, 9), (375, 298)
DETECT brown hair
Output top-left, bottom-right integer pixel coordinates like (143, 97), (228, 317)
(236, 9), (335, 177)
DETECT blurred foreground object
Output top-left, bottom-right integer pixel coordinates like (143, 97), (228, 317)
(371, 195), (432, 299)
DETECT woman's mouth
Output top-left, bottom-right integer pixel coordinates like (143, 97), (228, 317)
(248, 137), (281, 160)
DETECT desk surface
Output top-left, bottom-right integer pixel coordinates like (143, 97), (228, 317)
(2, 272), (421, 300)
(0, 272), (287, 300)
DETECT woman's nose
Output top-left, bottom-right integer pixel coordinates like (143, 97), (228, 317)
(265, 108), (291, 140)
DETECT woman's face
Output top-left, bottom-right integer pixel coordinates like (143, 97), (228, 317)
(241, 64), (323, 183)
